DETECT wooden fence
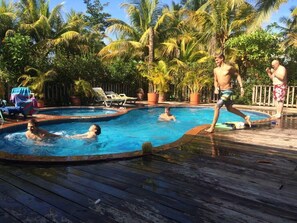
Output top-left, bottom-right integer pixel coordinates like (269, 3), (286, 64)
(41, 83), (214, 105)
(6, 83), (296, 107)
(252, 85), (297, 108)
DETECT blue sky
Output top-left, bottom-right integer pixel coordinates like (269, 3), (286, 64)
(49, 0), (296, 25)
(49, 0), (176, 23)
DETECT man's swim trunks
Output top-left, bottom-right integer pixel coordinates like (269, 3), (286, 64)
(273, 84), (287, 102)
(217, 89), (233, 108)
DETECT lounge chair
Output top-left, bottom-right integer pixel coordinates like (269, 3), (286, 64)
(92, 87), (125, 107)
(105, 91), (137, 104)
(0, 87), (38, 119)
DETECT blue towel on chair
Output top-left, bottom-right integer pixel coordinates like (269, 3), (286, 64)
(10, 87), (31, 97)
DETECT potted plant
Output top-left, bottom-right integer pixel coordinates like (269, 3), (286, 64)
(138, 60), (171, 104)
(183, 68), (212, 105)
(71, 78), (94, 106)
(18, 66), (57, 107)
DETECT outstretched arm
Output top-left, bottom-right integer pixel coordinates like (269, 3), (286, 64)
(40, 129), (60, 138)
(214, 70), (219, 94)
(234, 69), (244, 97)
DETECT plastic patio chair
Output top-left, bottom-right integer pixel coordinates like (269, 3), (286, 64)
(105, 91), (137, 104)
(92, 87), (125, 107)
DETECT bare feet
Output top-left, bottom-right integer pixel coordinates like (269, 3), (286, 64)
(205, 127), (214, 133)
(244, 116), (252, 127)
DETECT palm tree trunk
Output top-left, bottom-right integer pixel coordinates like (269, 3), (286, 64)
(148, 27), (154, 63)
(148, 26), (154, 92)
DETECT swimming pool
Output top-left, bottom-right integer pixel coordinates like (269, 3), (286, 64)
(0, 107), (269, 161)
(38, 107), (117, 116)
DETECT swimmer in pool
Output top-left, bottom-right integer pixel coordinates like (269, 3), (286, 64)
(159, 107), (176, 122)
(26, 119), (61, 141)
(71, 124), (101, 140)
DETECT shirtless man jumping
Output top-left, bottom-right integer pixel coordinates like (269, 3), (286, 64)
(205, 54), (251, 133)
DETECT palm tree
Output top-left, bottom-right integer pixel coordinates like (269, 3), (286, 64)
(100, 0), (163, 61)
(279, 6), (297, 48)
(180, 0), (207, 11)
(18, 66), (57, 101)
(16, 0), (87, 57)
(188, 0), (256, 54)
(160, 33), (212, 99)
(16, 0), (64, 42)
(0, 0), (16, 41)
(52, 10), (88, 55)
(99, 0), (165, 92)
(252, 0), (289, 29)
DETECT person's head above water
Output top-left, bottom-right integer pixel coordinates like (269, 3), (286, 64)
(27, 119), (38, 132)
(90, 124), (101, 135)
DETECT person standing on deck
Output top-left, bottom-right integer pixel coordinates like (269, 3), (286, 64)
(265, 59), (287, 119)
(205, 53), (251, 133)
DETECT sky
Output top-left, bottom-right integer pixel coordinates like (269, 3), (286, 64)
(49, 0), (177, 23)
(49, 0), (296, 27)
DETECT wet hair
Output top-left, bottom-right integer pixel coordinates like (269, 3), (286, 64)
(93, 124), (101, 135)
(28, 118), (38, 126)
(214, 53), (225, 60)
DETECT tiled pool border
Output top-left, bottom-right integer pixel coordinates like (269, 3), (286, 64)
(0, 105), (272, 163)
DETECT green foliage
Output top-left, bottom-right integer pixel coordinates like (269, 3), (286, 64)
(233, 82), (254, 105)
(182, 58), (213, 93)
(105, 59), (139, 85)
(83, 0), (111, 33)
(18, 66), (58, 100)
(53, 51), (105, 84)
(226, 30), (282, 85)
(73, 78), (94, 98)
(284, 46), (297, 85)
(138, 60), (172, 93)
(1, 33), (31, 83)
(1, 0), (296, 106)
(226, 30), (279, 62)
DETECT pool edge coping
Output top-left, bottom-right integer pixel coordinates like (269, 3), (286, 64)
(0, 105), (273, 163)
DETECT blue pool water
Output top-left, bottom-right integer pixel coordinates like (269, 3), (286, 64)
(0, 107), (269, 157)
(38, 108), (117, 116)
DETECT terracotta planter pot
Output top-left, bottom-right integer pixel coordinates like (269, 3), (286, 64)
(147, 93), (159, 105)
(70, 96), (81, 106)
(190, 93), (200, 105)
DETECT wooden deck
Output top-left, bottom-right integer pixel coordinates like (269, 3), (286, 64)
(1, 113), (297, 222)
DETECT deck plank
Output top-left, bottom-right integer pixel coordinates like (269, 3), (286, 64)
(0, 166), (113, 223)
(121, 155), (297, 223)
